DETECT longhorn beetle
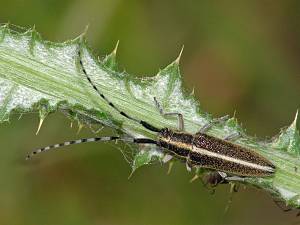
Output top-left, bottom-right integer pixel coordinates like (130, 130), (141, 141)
(26, 48), (275, 184)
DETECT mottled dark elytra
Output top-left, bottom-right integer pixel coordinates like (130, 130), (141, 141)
(26, 48), (275, 181)
(158, 129), (274, 177)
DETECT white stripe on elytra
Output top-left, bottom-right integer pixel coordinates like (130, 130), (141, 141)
(192, 146), (274, 172)
(161, 138), (274, 173)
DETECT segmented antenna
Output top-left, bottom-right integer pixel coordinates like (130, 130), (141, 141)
(26, 136), (157, 160)
(78, 50), (161, 133)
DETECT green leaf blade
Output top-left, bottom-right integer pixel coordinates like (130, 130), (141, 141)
(1, 24), (300, 208)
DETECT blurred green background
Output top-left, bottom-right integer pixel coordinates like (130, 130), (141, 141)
(0, 1), (300, 225)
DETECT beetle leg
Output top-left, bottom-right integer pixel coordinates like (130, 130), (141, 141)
(154, 97), (184, 131)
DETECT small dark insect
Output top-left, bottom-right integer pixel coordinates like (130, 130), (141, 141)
(26, 49), (275, 184)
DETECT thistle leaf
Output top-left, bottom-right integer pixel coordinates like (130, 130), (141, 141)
(130, 145), (162, 176)
(103, 40), (119, 71)
(272, 110), (300, 156)
(0, 24), (300, 208)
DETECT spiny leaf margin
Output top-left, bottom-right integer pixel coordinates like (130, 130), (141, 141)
(0, 24), (300, 208)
